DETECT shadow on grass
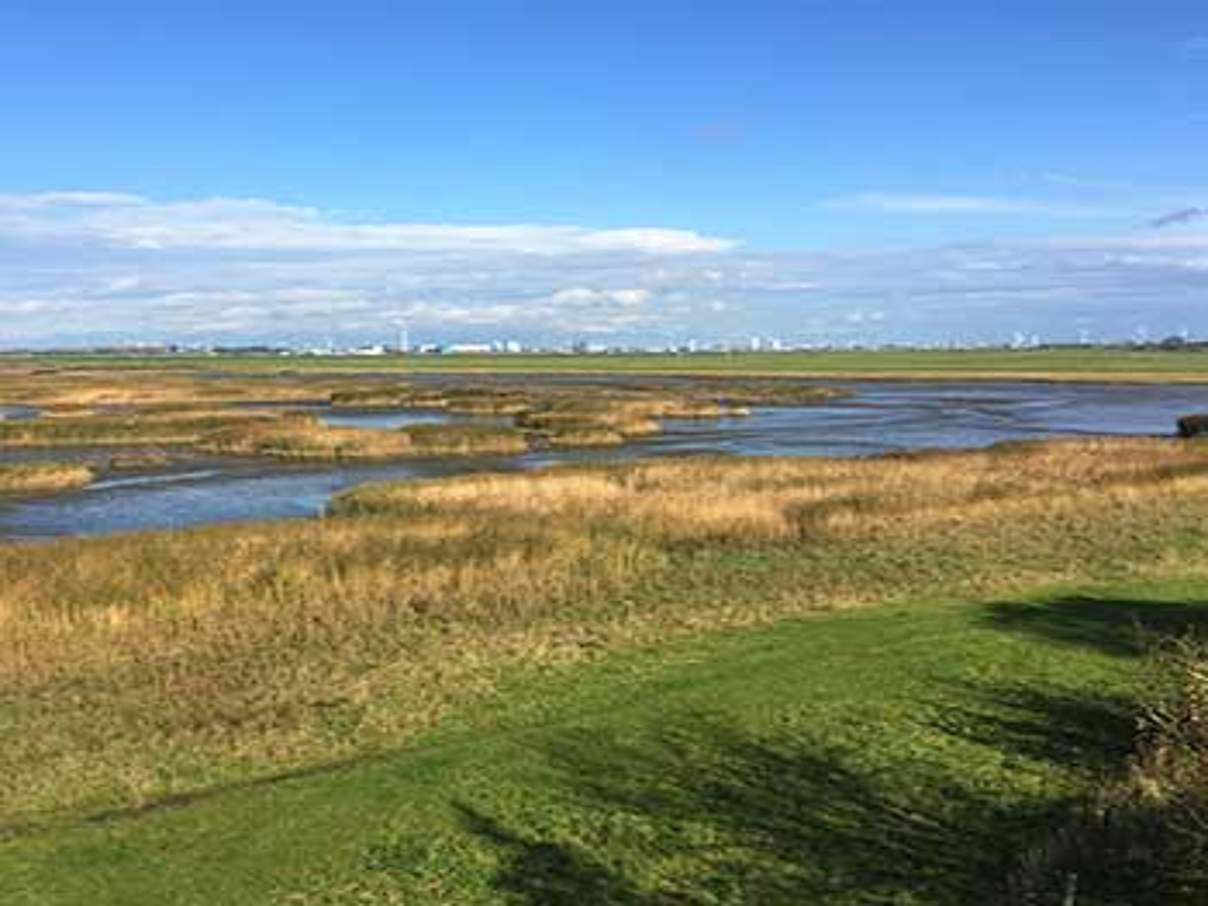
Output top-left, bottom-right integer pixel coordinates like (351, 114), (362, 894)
(453, 599), (1204, 906)
(455, 719), (1036, 905)
(456, 806), (651, 905)
(982, 595), (1208, 659)
(931, 681), (1136, 777)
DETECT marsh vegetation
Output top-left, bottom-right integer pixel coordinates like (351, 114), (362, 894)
(4, 364), (1208, 902)
(0, 462), (94, 494)
(5, 437), (1208, 828)
(0, 368), (845, 467)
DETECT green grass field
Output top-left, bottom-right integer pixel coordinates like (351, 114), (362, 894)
(2, 578), (1203, 904)
(7, 346), (1208, 381)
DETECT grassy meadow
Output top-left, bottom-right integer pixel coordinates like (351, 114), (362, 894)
(8, 345), (1208, 381)
(4, 580), (1206, 905)
(3, 436), (1208, 900)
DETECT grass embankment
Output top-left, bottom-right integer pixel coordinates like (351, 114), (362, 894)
(4, 580), (1208, 904)
(0, 462), (93, 494)
(12, 347), (1208, 381)
(5, 438), (1208, 833)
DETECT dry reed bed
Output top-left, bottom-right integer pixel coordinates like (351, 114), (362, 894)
(5, 437), (1208, 822)
(0, 462), (94, 494)
(336, 438), (1208, 544)
(197, 421), (531, 460)
(0, 408), (300, 447)
(0, 372), (827, 457)
(0, 368), (379, 408)
(330, 382), (756, 446)
(195, 384), (761, 458)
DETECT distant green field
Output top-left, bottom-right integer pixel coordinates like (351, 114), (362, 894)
(6, 347), (1208, 380)
(3, 579), (1204, 905)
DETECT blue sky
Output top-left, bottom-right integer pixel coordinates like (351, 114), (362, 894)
(2, 0), (1208, 347)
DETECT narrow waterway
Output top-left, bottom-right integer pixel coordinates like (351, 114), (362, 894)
(0, 380), (1203, 540)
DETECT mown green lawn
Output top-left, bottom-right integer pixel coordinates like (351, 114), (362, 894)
(8, 347), (1208, 378)
(5, 578), (1206, 905)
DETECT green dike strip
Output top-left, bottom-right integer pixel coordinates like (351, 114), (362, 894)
(7, 347), (1208, 380)
(5, 579), (1206, 905)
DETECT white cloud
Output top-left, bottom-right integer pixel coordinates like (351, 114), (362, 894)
(0, 191), (146, 210)
(548, 287), (652, 308)
(611, 288), (652, 307)
(6, 188), (1208, 347)
(0, 191), (734, 255)
(398, 286), (662, 334)
(824, 192), (1103, 217)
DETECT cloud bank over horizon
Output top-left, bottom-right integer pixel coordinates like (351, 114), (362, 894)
(2, 189), (1208, 349)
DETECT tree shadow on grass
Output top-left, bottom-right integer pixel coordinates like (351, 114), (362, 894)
(445, 597), (1208, 903)
(981, 595), (1208, 659)
(930, 680), (1137, 777)
(456, 719), (1027, 905)
(455, 806), (653, 905)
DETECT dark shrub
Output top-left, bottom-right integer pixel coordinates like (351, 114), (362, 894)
(1176, 414), (1208, 438)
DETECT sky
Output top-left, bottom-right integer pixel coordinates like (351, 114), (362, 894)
(2, 0), (1208, 348)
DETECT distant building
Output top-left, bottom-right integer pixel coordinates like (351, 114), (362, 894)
(446, 343), (494, 354)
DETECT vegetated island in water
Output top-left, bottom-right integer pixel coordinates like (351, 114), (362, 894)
(0, 366), (846, 465)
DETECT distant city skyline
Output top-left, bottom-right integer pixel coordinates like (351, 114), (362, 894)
(3, 2), (1208, 348)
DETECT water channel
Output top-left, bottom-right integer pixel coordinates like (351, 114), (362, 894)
(1, 380), (1204, 540)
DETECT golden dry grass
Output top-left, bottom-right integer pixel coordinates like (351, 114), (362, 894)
(5, 438), (1208, 823)
(515, 398), (697, 441)
(198, 420), (530, 460)
(340, 437), (1208, 544)
(198, 420), (417, 459)
(0, 408), (300, 447)
(329, 385), (435, 409)
(403, 422), (530, 455)
(545, 428), (628, 448)
(0, 462), (94, 494)
(0, 369), (362, 408)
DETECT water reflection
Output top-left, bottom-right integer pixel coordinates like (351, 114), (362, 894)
(0, 405), (39, 421)
(319, 409), (452, 430)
